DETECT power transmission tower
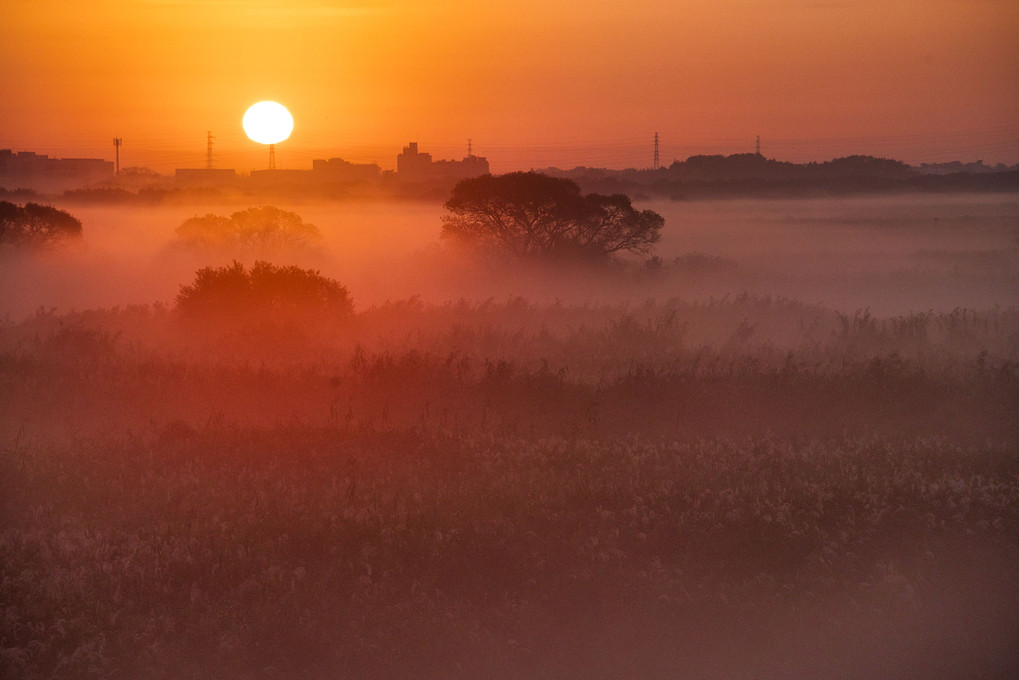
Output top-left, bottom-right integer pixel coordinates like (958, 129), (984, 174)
(268, 144), (276, 170)
(653, 132), (660, 170)
(113, 138), (122, 175)
(467, 138), (473, 158)
(206, 131), (214, 169)
(756, 135), (761, 156)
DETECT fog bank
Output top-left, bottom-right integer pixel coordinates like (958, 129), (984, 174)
(1, 194), (1016, 321)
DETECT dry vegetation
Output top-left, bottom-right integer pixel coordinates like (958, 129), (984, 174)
(2, 293), (1017, 679)
(1, 195), (1017, 679)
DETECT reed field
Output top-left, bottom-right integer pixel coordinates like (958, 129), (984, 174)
(1, 194), (1017, 679)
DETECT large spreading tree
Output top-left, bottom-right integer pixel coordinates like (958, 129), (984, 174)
(441, 172), (664, 260)
(0, 201), (83, 248)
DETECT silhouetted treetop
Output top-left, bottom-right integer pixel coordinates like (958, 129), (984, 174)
(442, 172), (663, 260)
(173, 205), (322, 256)
(0, 201), (82, 248)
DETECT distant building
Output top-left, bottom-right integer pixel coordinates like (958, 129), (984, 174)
(312, 157), (382, 183)
(175, 144), (490, 194)
(396, 142), (434, 181)
(0, 149), (114, 192)
(433, 154), (491, 181)
(396, 142), (489, 183)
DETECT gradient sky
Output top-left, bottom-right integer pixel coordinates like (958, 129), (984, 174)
(2, 0), (1017, 172)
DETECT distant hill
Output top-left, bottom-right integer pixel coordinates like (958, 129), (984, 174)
(539, 154), (1019, 199)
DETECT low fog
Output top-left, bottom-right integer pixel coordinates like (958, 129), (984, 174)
(2, 193), (1017, 321)
(3, 191), (1017, 680)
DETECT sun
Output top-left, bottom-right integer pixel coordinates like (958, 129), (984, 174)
(242, 101), (294, 145)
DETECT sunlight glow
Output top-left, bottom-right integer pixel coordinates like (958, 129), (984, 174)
(242, 101), (294, 145)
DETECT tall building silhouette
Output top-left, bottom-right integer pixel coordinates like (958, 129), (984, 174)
(396, 142), (489, 183)
(1, 149), (114, 192)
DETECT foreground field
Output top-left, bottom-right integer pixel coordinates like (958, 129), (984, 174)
(3, 428), (1017, 679)
(1, 296), (1017, 679)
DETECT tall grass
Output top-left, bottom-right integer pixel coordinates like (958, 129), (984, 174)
(1, 297), (1017, 678)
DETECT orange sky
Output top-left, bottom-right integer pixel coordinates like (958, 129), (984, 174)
(2, 0), (1017, 172)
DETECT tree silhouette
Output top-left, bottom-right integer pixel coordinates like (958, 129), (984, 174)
(176, 260), (353, 325)
(442, 172), (663, 260)
(0, 201), (83, 248)
(173, 206), (322, 256)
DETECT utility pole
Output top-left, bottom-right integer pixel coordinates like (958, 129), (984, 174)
(206, 131), (214, 169)
(113, 138), (122, 175)
(653, 132), (660, 170)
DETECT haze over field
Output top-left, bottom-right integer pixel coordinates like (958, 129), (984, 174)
(2, 189), (1017, 679)
(2, 194), (1016, 320)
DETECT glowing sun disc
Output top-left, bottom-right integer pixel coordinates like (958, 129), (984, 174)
(242, 101), (293, 145)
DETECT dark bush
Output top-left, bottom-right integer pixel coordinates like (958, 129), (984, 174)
(0, 200), (83, 247)
(175, 260), (353, 325)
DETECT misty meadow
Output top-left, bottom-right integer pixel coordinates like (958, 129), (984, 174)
(1, 189), (1018, 680)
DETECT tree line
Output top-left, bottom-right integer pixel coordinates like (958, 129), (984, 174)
(4, 173), (665, 326)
